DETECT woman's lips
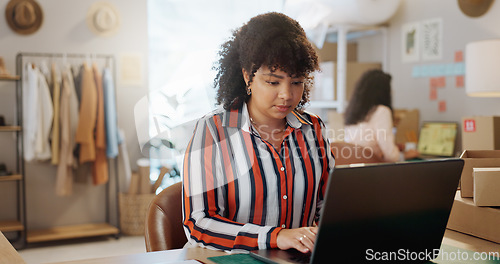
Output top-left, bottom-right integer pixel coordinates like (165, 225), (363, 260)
(275, 105), (291, 112)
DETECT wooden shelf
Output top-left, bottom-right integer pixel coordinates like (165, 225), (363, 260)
(0, 126), (21, 132)
(27, 223), (119, 243)
(0, 75), (20, 81)
(0, 174), (22, 182)
(0, 220), (24, 232)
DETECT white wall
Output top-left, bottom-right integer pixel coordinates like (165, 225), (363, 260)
(0, 0), (148, 229)
(357, 0), (500, 152)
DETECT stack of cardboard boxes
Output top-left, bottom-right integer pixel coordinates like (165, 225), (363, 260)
(446, 116), (500, 244)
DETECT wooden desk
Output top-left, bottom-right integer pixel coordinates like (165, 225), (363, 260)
(48, 247), (226, 264)
(46, 229), (500, 264)
(443, 229), (500, 254)
(0, 232), (26, 264)
(0, 228), (486, 264)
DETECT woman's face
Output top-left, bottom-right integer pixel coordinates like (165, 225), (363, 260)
(244, 65), (305, 124)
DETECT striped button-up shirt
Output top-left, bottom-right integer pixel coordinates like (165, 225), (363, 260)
(182, 103), (335, 251)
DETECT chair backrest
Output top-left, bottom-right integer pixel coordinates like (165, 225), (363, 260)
(330, 141), (382, 166)
(144, 181), (186, 252)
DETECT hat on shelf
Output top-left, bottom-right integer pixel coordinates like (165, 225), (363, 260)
(458, 0), (494, 17)
(5, 0), (44, 35)
(86, 2), (121, 37)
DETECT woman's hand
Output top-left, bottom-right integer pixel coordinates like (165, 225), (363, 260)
(276, 226), (317, 253)
(404, 149), (420, 160)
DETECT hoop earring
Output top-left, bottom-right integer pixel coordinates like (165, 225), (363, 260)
(247, 88), (252, 95)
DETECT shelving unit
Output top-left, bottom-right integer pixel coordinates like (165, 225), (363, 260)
(27, 223), (119, 243)
(308, 24), (388, 114)
(15, 52), (120, 245)
(0, 126), (21, 131)
(0, 74), (26, 249)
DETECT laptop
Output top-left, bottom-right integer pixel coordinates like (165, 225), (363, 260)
(415, 122), (458, 159)
(250, 159), (464, 263)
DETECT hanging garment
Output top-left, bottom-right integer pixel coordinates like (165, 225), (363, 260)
(51, 63), (61, 165)
(34, 66), (53, 161)
(56, 66), (78, 196)
(72, 64), (83, 103)
(22, 63), (38, 162)
(92, 63), (108, 185)
(38, 61), (51, 92)
(118, 129), (131, 191)
(72, 64), (84, 182)
(75, 63), (97, 164)
(102, 67), (120, 158)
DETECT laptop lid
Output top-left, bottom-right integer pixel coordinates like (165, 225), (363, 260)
(251, 159), (464, 263)
(417, 122), (458, 157)
(312, 159), (463, 263)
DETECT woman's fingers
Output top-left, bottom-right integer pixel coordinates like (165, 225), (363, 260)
(297, 234), (314, 252)
(276, 226), (318, 253)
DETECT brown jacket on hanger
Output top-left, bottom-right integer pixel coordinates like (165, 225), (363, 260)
(56, 67), (77, 196)
(75, 63), (97, 163)
(92, 64), (108, 185)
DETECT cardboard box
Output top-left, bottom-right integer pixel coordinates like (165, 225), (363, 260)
(462, 116), (500, 150)
(473, 168), (500, 206)
(447, 191), (500, 244)
(459, 150), (500, 198)
(314, 42), (358, 63)
(394, 109), (419, 145)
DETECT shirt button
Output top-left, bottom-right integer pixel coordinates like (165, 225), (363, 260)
(280, 167), (285, 171)
(283, 195), (287, 200)
(282, 224), (286, 228)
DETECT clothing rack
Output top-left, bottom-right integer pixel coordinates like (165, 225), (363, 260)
(15, 52), (121, 244)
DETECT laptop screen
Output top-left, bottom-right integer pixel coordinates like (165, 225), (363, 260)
(417, 122), (458, 157)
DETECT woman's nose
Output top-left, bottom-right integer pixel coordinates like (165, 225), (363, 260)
(278, 84), (293, 100)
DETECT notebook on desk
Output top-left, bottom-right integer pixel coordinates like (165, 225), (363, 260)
(414, 122), (458, 159)
(250, 159), (464, 263)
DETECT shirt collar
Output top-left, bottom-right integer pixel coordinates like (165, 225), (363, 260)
(221, 102), (313, 131)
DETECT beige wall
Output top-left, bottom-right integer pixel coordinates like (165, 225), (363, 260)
(356, 0), (500, 152)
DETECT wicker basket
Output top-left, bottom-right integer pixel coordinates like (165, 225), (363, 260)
(119, 192), (156, 236)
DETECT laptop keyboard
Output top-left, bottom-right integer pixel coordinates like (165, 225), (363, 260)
(287, 249), (311, 263)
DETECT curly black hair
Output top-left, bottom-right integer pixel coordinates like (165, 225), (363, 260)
(344, 69), (393, 125)
(214, 12), (319, 111)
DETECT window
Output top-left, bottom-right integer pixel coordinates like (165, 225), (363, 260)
(147, 0), (283, 190)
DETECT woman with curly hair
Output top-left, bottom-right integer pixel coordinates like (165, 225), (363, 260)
(344, 69), (419, 162)
(182, 12), (335, 253)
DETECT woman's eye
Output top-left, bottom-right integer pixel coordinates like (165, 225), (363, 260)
(292, 81), (304, 85)
(267, 81), (279, 85)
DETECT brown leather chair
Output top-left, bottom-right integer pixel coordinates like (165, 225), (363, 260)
(144, 181), (187, 252)
(330, 141), (383, 166)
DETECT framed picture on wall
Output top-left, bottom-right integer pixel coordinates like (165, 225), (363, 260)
(421, 18), (443, 61)
(401, 22), (420, 63)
